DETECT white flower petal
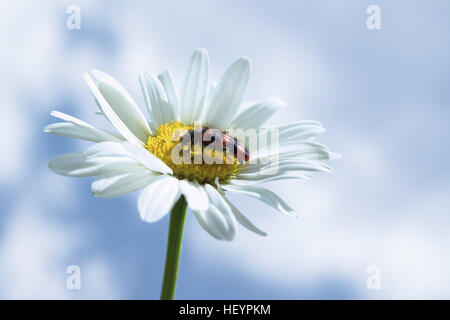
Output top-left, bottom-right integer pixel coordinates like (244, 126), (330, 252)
(84, 142), (173, 175)
(232, 172), (311, 184)
(92, 169), (156, 198)
(192, 184), (236, 241)
(222, 184), (296, 217)
(230, 98), (285, 130)
(44, 111), (122, 142)
(86, 157), (142, 175)
(256, 150), (332, 165)
(92, 69), (152, 142)
(247, 140), (334, 176)
(277, 122), (326, 143)
(277, 158), (332, 172)
(254, 140), (331, 162)
(84, 141), (132, 159)
(251, 121), (325, 149)
(198, 80), (217, 121)
(193, 205), (234, 241)
(223, 196), (267, 236)
(139, 71), (176, 127)
(240, 158), (331, 177)
(158, 70), (180, 120)
(44, 123), (99, 142)
(289, 149), (332, 160)
(205, 57), (250, 129)
(179, 180), (209, 212)
(83, 72), (146, 146)
(122, 143), (173, 175)
(138, 175), (181, 223)
(49, 153), (102, 177)
(180, 48), (210, 124)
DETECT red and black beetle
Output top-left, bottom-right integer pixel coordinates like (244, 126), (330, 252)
(184, 128), (249, 164)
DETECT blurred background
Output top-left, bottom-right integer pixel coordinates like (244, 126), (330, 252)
(1, 0), (449, 299)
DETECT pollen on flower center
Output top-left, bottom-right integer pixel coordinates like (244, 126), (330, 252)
(145, 121), (242, 184)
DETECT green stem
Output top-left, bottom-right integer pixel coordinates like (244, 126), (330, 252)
(160, 196), (188, 300)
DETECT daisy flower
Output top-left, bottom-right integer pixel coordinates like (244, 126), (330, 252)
(45, 48), (337, 299)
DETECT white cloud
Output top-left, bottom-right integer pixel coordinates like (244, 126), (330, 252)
(0, 94), (30, 184)
(188, 140), (450, 298)
(0, 173), (119, 299)
(0, 201), (76, 299)
(2, 0), (449, 299)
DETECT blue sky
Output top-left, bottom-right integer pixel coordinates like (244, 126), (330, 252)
(0, 0), (449, 299)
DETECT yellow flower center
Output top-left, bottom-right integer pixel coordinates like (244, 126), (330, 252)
(146, 121), (242, 184)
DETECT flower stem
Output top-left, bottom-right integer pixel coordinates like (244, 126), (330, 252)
(160, 196), (188, 300)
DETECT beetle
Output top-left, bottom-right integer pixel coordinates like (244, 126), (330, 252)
(183, 128), (249, 164)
